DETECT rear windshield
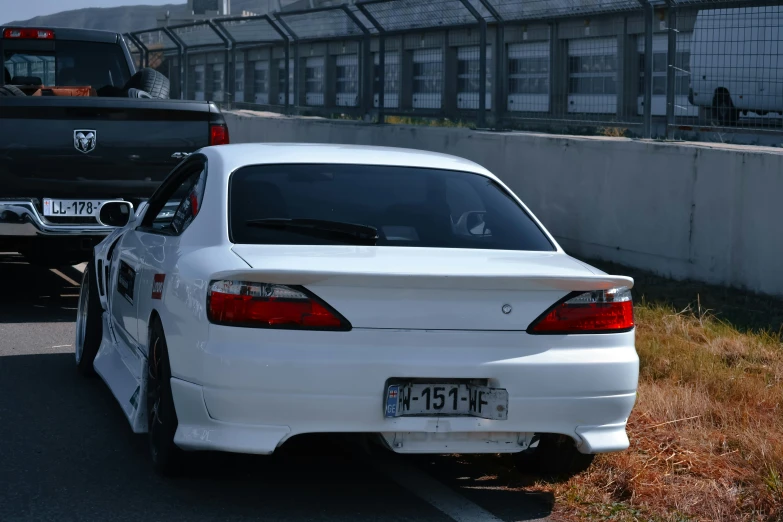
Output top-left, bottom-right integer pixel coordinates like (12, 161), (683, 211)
(3, 41), (131, 90)
(229, 164), (555, 251)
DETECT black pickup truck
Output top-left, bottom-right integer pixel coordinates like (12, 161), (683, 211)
(0, 26), (229, 266)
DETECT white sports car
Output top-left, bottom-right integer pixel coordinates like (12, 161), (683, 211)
(76, 143), (638, 476)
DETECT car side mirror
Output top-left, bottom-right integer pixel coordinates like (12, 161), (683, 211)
(98, 201), (135, 227)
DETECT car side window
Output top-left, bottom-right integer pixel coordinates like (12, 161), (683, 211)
(141, 162), (207, 236)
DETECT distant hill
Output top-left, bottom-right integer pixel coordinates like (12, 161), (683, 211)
(3, 1), (272, 35)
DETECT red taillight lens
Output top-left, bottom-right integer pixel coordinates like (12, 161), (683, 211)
(209, 124), (229, 146)
(3, 28), (55, 39)
(528, 287), (634, 334)
(207, 280), (349, 330)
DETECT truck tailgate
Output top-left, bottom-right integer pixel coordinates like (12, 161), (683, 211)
(0, 96), (221, 202)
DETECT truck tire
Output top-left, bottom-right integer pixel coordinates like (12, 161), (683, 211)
(0, 85), (25, 97)
(712, 89), (738, 126)
(125, 68), (169, 99)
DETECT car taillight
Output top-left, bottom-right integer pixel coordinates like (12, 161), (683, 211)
(209, 124), (229, 146)
(3, 28), (55, 39)
(207, 280), (350, 331)
(528, 287), (634, 334)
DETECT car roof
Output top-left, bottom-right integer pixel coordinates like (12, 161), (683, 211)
(201, 143), (497, 179)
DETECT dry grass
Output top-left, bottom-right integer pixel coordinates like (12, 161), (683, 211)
(536, 265), (783, 522)
(597, 126), (629, 138)
(439, 266), (783, 521)
(542, 303), (783, 522)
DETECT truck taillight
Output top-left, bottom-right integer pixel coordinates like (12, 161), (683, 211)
(207, 280), (350, 331)
(528, 287), (634, 334)
(210, 124), (229, 146)
(3, 28), (55, 39)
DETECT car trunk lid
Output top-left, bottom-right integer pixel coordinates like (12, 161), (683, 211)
(227, 245), (633, 331)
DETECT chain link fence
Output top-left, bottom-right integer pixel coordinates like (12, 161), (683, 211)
(125, 0), (783, 140)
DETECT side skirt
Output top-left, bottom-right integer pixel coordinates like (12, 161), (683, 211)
(93, 311), (149, 434)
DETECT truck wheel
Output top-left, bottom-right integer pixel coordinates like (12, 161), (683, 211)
(0, 85), (25, 97)
(513, 434), (595, 480)
(75, 260), (103, 376)
(147, 319), (185, 476)
(712, 90), (738, 126)
(125, 68), (169, 99)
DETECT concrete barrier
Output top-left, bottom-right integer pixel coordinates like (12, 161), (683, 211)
(224, 110), (783, 298)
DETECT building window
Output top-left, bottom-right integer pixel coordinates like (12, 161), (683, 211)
(305, 60), (324, 93)
(212, 63), (224, 95)
(568, 54), (617, 95)
(638, 49), (691, 97)
(374, 52), (399, 94)
(457, 47), (491, 94)
(374, 51), (399, 108)
(194, 66), (205, 92)
(508, 55), (549, 95)
(278, 58), (293, 105)
(413, 61), (442, 94)
(336, 55), (358, 94)
(235, 62), (245, 94)
(254, 61), (269, 94)
(305, 56), (324, 106)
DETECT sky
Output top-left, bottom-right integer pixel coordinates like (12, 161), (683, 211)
(1, 0), (177, 25)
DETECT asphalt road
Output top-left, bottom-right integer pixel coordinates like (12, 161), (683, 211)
(0, 254), (553, 522)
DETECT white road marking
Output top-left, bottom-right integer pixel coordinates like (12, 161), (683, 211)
(53, 345), (72, 348)
(73, 263), (87, 273)
(50, 269), (80, 287)
(372, 456), (509, 522)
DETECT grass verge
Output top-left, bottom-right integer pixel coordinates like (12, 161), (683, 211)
(444, 263), (783, 521)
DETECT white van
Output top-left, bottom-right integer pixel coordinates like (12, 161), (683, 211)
(689, 6), (783, 124)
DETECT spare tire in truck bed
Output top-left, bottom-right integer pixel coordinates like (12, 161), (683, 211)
(0, 85), (26, 97)
(124, 68), (170, 99)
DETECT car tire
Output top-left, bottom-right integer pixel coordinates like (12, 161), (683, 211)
(75, 259), (103, 376)
(0, 85), (26, 97)
(124, 68), (169, 99)
(147, 320), (185, 476)
(513, 434), (596, 480)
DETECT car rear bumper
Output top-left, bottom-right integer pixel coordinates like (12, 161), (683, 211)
(0, 200), (114, 236)
(169, 327), (639, 456)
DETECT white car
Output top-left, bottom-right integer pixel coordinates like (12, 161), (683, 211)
(75, 143), (639, 476)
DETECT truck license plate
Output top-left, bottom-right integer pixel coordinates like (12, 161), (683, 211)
(384, 383), (508, 420)
(44, 199), (103, 217)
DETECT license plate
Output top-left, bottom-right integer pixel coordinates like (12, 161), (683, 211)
(43, 199), (102, 217)
(384, 383), (508, 420)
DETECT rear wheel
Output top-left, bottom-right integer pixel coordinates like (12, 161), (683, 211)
(75, 260), (103, 376)
(147, 320), (184, 476)
(712, 90), (739, 126)
(513, 434), (595, 480)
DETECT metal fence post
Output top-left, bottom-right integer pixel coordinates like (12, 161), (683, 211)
(127, 33), (148, 69)
(215, 20), (239, 109)
(643, 1), (654, 139)
(356, 3), (387, 124)
(665, 5), (677, 139)
(273, 14), (299, 111)
(478, 0), (504, 129)
(458, 0), (487, 128)
(207, 20), (232, 109)
(162, 27), (186, 99)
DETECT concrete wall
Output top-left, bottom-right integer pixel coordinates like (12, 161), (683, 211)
(224, 110), (783, 297)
